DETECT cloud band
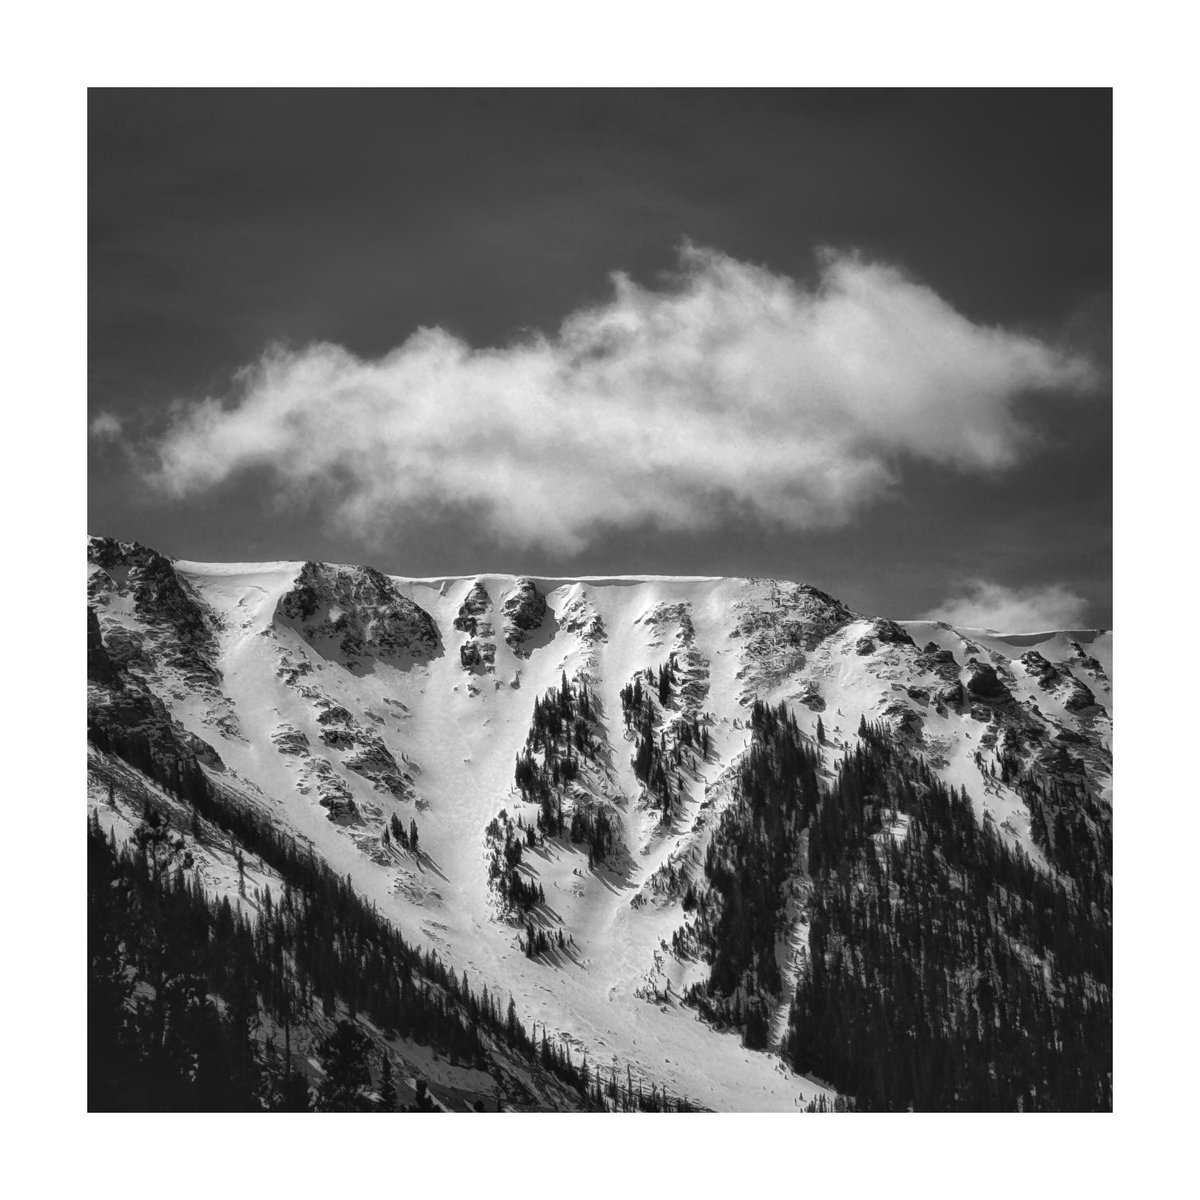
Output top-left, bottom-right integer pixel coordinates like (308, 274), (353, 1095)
(150, 244), (1097, 553)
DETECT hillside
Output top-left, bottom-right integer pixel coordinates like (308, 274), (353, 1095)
(87, 536), (1112, 1111)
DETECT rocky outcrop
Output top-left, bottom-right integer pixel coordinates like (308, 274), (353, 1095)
(1070, 640), (1107, 681)
(964, 660), (1012, 703)
(179, 729), (225, 769)
(344, 740), (409, 798)
(276, 561), (439, 660)
(453, 581), (492, 636)
(88, 630), (223, 786)
(320, 726), (358, 750)
(1060, 675), (1097, 713)
(561, 593), (610, 646)
(297, 758), (359, 824)
(937, 679), (965, 707)
(1019, 649), (1056, 684)
(87, 606), (119, 688)
(87, 537), (240, 741)
(89, 536), (218, 653)
(734, 580), (854, 693)
(501, 578), (547, 654)
(639, 602), (694, 648)
(1020, 651), (1098, 713)
(915, 644), (959, 681)
(271, 724), (310, 756)
(88, 537), (225, 699)
(455, 580), (498, 673)
(855, 636), (875, 656)
(308, 697), (411, 797)
(868, 619), (916, 648)
(880, 701), (922, 742)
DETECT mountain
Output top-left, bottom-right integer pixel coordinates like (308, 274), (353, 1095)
(86, 535), (1113, 1111)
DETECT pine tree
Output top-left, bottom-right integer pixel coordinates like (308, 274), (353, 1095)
(377, 1053), (398, 1112)
(314, 1021), (375, 1112)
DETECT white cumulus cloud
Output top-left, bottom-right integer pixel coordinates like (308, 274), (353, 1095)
(149, 244), (1097, 554)
(925, 580), (1090, 633)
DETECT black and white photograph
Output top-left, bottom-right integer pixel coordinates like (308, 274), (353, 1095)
(82, 86), (1116, 1118)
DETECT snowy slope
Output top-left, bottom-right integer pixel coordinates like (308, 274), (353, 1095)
(87, 538), (1112, 1111)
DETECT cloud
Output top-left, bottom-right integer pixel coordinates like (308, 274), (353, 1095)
(148, 244), (1097, 554)
(925, 580), (1089, 633)
(90, 412), (123, 440)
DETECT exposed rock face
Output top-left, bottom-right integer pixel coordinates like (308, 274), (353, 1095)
(344, 740), (409, 798)
(733, 580), (854, 694)
(454, 580), (498, 673)
(88, 614), (224, 781)
(937, 680), (965, 707)
(501, 578), (547, 654)
(915, 644), (959, 682)
(881, 701), (922, 741)
(964, 660), (1012, 703)
(302, 695), (413, 798)
(88, 607), (119, 688)
(297, 758), (359, 824)
(868, 619), (916, 648)
(1019, 649), (1056, 683)
(855, 636), (876, 656)
(276, 561), (439, 660)
(179, 729), (225, 769)
(88, 536), (223, 690)
(1019, 650), (1098, 713)
(639, 601), (694, 647)
(1071, 640), (1107, 681)
(271, 724), (310, 756)
(1060, 676), (1097, 713)
(560, 593), (609, 646)
(89, 536), (217, 653)
(453, 581), (492, 636)
(88, 537), (238, 738)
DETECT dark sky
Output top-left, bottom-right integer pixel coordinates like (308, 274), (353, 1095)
(88, 89), (1111, 626)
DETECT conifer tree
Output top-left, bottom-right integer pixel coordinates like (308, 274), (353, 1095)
(377, 1053), (397, 1112)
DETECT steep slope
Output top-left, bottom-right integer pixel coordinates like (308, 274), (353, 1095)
(87, 537), (1112, 1111)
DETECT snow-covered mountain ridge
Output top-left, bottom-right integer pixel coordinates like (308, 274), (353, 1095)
(87, 535), (1112, 1111)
